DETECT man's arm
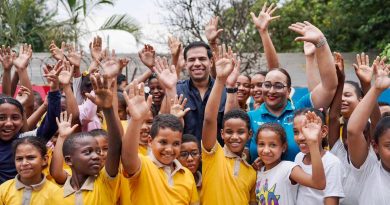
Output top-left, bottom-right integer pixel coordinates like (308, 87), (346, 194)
(0, 46), (14, 96)
(205, 16), (224, 78)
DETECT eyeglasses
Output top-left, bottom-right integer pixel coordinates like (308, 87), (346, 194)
(179, 151), (200, 159)
(262, 81), (287, 91)
(236, 82), (251, 89)
(251, 82), (263, 88)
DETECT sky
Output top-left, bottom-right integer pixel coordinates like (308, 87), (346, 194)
(56, 0), (170, 53)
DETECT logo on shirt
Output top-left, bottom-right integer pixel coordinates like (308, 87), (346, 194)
(256, 179), (280, 205)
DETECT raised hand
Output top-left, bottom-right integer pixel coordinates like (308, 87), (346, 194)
(373, 57), (390, 91)
(13, 44), (32, 70)
(353, 53), (375, 84)
(304, 41), (316, 56)
(213, 44), (235, 81)
(138, 44), (155, 68)
(89, 36), (103, 61)
(288, 21), (325, 45)
(15, 86), (31, 106)
(66, 43), (82, 68)
(168, 36), (182, 60)
(0, 45), (14, 70)
(100, 49), (120, 78)
(49, 41), (65, 61)
(301, 111), (322, 145)
(334, 52), (345, 79)
(119, 58), (130, 70)
(250, 2), (280, 32)
(43, 61), (63, 91)
(58, 60), (74, 85)
(123, 79), (152, 121)
(56, 111), (78, 139)
(85, 73), (114, 108)
(170, 94), (190, 119)
(226, 53), (241, 87)
(153, 56), (178, 90)
(205, 16), (223, 43)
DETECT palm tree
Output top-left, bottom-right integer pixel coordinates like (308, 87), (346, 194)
(54, 0), (141, 45)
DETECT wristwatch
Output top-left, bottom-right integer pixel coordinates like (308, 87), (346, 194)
(226, 87), (238, 93)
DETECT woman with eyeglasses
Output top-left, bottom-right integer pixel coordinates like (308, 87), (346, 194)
(246, 21), (339, 164)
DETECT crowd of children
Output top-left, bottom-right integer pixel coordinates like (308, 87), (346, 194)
(0, 2), (389, 205)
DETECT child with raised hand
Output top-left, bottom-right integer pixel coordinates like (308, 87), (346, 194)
(0, 136), (59, 204)
(47, 73), (122, 204)
(255, 112), (326, 205)
(201, 44), (256, 205)
(347, 60), (390, 205)
(294, 108), (345, 205)
(121, 80), (198, 205)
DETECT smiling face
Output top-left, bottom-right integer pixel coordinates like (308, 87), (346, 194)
(341, 83), (361, 119)
(236, 75), (251, 106)
(140, 111), (153, 145)
(293, 114), (326, 154)
(262, 70), (290, 113)
(15, 143), (47, 183)
(257, 129), (286, 170)
(185, 47), (212, 83)
(66, 136), (102, 176)
(149, 127), (182, 166)
(148, 78), (165, 105)
(178, 141), (201, 174)
(251, 74), (265, 104)
(95, 136), (108, 165)
(221, 118), (251, 155)
(0, 103), (23, 141)
(374, 129), (390, 172)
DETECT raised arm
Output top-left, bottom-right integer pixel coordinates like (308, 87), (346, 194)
(289, 22), (338, 109)
(202, 44), (234, 151)
(59, 60), (80, 123)
(50, 111), (78, 184)
(224, 53), (240, 113)
(347, 61), (390, 168)
(136, 45), (155, 83)
(27, 100), (47, 130)
(328, 53), (345, 148)
(205, 16), (224, 78)
(290, 111), (326, 190)
(13, 44), (34, 117)
(86, 73), (122, 177)
(121, 80), (152, 175)
(0, 46), (14, 96)
(168, 36), (183, 78)
(170, 94), (190, 125)
(304, 42), (320, 91)
(250, 2), (280, 69)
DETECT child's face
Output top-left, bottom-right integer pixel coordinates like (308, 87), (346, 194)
(66, 137), (102, 176)
(236, 75), (251, 104)
(0, 103), (23, 141)
(149, 128), (182, 165)
(257, 129), (286, 168)
(374, 130), (390, 172)
(293, 114), (326, 154)
(148, 78), (165, 105)
(140, 111), (153, 145)
(221, 118), (251, 155)
(95, 136), (108, 165)
(341, 83), (360, 118)
(178, 142), (201, 174)
(15, 143), (47, 181)
(118, 106), (128, 121)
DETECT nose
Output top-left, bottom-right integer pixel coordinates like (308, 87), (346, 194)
(263, 146), (270, 153)
(4, 118), (13, 126)
(238, 84), (245, 90)
(165, 145), (173, 154)
(193, 58), (201, 66)
(187, 154), (194, 162)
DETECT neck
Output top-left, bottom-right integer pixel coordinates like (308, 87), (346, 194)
(192, 77), (209, 89)
(265, 101), (287, 117)
(19, 174), (44, 186)
(264, 159), (282, 171)
(303, 148), (326, 165)
(70, 171), (90, 191)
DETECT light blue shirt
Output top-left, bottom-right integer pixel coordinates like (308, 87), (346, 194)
(247, 94), (313, 163)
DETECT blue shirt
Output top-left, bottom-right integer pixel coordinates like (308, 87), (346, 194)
(176, 78), (226, 144)
(247, 94), (313, 163)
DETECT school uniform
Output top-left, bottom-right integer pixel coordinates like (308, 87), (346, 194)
(0, 175), (59, 205)
(201, 143), (256, 205)
(125, 152), (199, 205)
(47, 167), (119, 204)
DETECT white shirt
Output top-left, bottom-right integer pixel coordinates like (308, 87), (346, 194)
(256, 161), (298, 205)
(295, 151), (345, 205)
(351, 153), (390, 205)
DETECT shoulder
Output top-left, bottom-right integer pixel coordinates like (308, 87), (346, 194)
(323, 151), (342, 167)
(0, 179), (15, 191)
(294, 152), (305, 163)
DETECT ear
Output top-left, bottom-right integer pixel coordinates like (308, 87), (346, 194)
(372, 141), (379, 154)
(64, 155), (73, 167)
(42, 154), (49, 167)
(282, 143), (288, 153)
(321, 125), (329, 139)
(247, 129), (253, 142)
(220, 129), (226, 140)
(147, 135), (153, 147)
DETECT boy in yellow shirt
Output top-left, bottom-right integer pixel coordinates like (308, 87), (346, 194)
(46, 73), (122, 204)
(121, 80), (199, 205)
(201, 45), (256, 205)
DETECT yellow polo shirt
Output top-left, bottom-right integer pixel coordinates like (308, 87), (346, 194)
(201, 142), (256, 205)
(0, 175), (59, 205)
(46, 167), (119, 204)
(124, 153), (199, 205)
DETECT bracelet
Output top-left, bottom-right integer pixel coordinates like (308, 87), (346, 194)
(315, 36), (327, 48)
(226, 87), (238, 93)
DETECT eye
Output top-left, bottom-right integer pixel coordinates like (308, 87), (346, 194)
(258, 142), (265, 147)
(270, 144), (276, 148)
(26, 156), (36, 160)
(15, 157), (23, 161)
(0, 115), (6, 121)
(173, 141), (181, 146)
(159, 140), (167, 145)
(293, 129), (298, 135)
